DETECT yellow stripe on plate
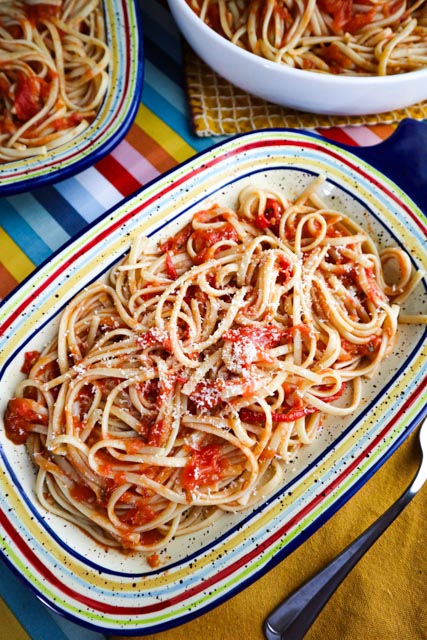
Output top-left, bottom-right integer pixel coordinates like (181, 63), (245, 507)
(0, 598), (31, 640)
(0, 229), (35, 283)
(135, 104), (195, 163)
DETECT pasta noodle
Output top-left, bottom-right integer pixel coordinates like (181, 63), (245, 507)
(186, 0), (427, 76)
(4, 177), (426, 557)
(0, 0), (110, 162)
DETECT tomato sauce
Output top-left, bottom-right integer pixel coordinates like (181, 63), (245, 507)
(255, 198), (284, 235)
(224, 324), (283, 349)
(70, 482), (96, 504)
(147, 420), (170, 447)
(239, 406), (318, 424)
(14, 72), (49, 122)
(160, 223), (192, 255)
(191, 222), (239, 264)
(4, 397), (48, 445)
(121, 504), (156, 527)
(20, 350), (41, 375)
(182, 444), (225, 490)
(27, 4), (61, 22)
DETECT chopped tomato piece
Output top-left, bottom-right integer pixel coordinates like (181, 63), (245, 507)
(279, 406), (318, 421)
(340, 336), (382, 360)
(346, 7), (376, 32)
(224, 324), (282, 348)
(189, 379), (224, 411)
(319, 0), (353, 32)
(14, 72), (48, 121)
(137, 328), (172, 353)
(50, 112), (85, 131)
(147, 553), (161, 568)
(21, 350), (41, 375)
(182, 444), (225, 490)
(364, 267), (385, 303)
(27, 3), (61, 21)
(165, 250), (178, 280)
(99, 478), (118, 507)
(191, 222), (239, 264)
(255, 198), (284, 235)
(160, 223), (192, 255)
(4, 397), (48, 445)
(321, 43), (353, 72)
(277, 254), (293, 284)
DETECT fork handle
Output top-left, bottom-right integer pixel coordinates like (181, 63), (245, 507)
(264, 485), (415, 640)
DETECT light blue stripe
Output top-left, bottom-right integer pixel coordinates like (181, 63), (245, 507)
(145, 60), (187, 116)
(0, 199), (52, 265)
(7, 192), (69, 251)
(55, 177), (105, 223)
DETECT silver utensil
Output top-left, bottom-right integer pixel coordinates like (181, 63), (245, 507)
(264, 416), (427, 640)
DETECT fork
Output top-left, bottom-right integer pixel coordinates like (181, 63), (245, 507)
(264, 416), (427, 640)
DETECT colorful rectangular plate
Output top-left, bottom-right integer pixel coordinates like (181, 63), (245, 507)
(0, 124), (426, 634)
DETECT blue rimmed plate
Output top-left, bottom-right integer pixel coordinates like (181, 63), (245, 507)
(0, 121), (426, 634)
(0, 1), (144, 197)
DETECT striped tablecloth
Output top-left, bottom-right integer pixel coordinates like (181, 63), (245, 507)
(0, 1), (408, 639)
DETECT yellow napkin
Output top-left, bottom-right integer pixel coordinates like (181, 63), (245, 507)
(184, 46), (427, 137)
(111, 426), (427, 640)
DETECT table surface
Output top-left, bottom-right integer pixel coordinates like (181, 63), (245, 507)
(0, 2), (424, 640)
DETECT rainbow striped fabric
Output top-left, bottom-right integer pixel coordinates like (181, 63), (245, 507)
(0, 0), (406, 638)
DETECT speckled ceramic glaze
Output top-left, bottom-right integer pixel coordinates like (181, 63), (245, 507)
(0, 1), (144, 197)
(0, 123), (426, 634)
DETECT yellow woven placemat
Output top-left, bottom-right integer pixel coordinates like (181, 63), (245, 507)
(184, 46), (427, 136)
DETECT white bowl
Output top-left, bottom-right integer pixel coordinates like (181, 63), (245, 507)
(168, 0), (427, 115)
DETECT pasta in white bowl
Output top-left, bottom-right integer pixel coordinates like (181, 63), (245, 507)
(168, 0), (427, 114)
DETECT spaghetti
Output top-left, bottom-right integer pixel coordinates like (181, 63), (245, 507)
(186, 0), (427, 76)
(4, 177), (426, 555)
(0, 0), (110, 162)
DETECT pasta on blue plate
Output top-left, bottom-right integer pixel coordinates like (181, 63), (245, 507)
(0, 0), (110, 162)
